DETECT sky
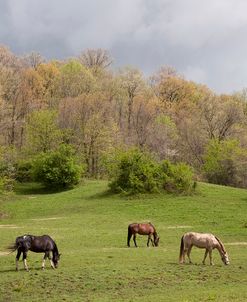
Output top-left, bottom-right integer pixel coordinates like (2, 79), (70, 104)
(1, 0), (247, 94)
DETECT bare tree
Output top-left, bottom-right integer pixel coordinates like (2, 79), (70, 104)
(78, 49), (113, 70)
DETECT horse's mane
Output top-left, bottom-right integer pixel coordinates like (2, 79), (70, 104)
(148, 222), (157, 235)
(214, 236), (226, 253)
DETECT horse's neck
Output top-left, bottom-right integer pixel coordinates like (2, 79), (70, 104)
(215, 240), (225, 256)
(52, 242), (59, 255)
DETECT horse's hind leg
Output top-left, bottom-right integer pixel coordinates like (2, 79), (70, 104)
(16, 249), (21, 271)
(127, 233), (132, 247)
(187, 246), (193, 264)
(202, 249), (208, 265)
(133, 234), (138, 247)
(22, 251), (29, 271)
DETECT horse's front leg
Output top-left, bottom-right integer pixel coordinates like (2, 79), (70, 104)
(133, 234), (138, 247)
(23, 251), (29, 272)
(147, 235), (151, 247)
(16, 249), (21, 271)
(42, 252), (49, 270)
(209, 250), (214, 265)
(48, 253), (55, 269)
(202, 249), (208, 265)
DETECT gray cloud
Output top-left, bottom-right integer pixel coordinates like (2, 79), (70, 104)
(1, 0), (247, 93)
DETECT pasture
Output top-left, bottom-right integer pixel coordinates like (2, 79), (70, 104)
(0, 181), (247, 301)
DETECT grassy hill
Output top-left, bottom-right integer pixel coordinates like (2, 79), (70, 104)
(0, 181), (247, 301)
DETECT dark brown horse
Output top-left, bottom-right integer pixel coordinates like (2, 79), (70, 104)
(9, 234), (60, 271)
(127, 223), (159, 247)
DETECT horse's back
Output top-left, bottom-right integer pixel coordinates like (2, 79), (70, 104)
(129, 223), (155, 235)
(183, 232), (217, 247)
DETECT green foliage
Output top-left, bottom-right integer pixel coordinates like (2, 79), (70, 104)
(161, 160), (196, 194)
(108, 148), (161, 194)
(25, 109), (62, 154)
(107, 148), (195, 195)
(203, 139), (247, 187)
(32, 144), (84, 188)
(15, 160), (33, 182)
(58, 59), (95, 97)
(0, 147), (17, 193)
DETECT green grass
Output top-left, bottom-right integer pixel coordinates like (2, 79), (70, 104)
(0, 181), (247, 301)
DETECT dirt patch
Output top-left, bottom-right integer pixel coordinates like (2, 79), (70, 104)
(0, 251), (9, 256)
(0, 224), (21, 229)
(167, 225), (193, 229)
(225, 242), (247, 246)
(0, 212), (8, 219)
(30, 217), (65, 221)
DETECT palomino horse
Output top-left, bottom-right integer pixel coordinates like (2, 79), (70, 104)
(9, 235), (61, 271)
(127, 223), (159, 247)
(179, 232), (229, 265)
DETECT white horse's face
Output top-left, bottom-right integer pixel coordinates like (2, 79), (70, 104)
(222, 252), (230, 265)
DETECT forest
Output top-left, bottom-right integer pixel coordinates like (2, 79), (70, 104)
(1, 45), (247, 192)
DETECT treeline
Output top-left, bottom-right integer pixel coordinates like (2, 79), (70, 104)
(0, 45), (247, 191)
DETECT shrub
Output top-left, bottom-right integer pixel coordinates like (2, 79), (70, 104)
(161, 160), (196, 194)
(15, 160), (33, 182)
(108, 149), (162, 194)
(107, 148), (195, 195)
(32, 144), (84, 188)
(203, 139), (247, 187)
(0, 147), (17, 193)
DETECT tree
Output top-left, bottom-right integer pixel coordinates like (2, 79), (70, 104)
(57, 60), (95, 98)
(78, 48), (113, 73)
(25, 110), (62, 154)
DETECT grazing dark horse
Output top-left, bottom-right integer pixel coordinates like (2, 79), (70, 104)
(127, 223), (159, 247)
(9, 235), (61, 271)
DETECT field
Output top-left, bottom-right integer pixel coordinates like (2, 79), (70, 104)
(0, 181), (247, 302)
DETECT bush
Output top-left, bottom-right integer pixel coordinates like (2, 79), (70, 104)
(161, 160), (196, 194)
(107, 148), (195, 195)
(203, 139), (247, 187)
(108, 149), (162, 194)
(0, 147), (17, 193)
(32, 144), (84, 188)
(15, 160), (33, 182)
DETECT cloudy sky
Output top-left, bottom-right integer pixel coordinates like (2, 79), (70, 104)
(1, 0), (247, 93)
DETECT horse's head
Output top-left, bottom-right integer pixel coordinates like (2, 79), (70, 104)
(154, 236), (160, 247)
(221, 252), (230, 265)
(53, 253), (61, 268)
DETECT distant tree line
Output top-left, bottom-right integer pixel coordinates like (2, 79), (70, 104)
(0, 45), (247, 192)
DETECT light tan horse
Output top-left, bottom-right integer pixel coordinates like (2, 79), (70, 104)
(179, 232), (229, 265)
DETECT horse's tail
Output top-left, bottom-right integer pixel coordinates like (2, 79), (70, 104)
(214, 236), (226, 253)
(179, 235), (184, 263)
(7, 239), (20, 254)
(127, 225), (132, 247)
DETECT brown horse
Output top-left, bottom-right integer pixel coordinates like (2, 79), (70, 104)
(127, 223), (159, 247)
(179, 232), (229, 265)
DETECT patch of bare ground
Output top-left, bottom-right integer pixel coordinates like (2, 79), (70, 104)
(0, 251), (9, 256)
(0, 224), (21, 229)
(166, 225), (193, 229)
(0, 212), (8, 219)
(30, 217), (65, 221)
(225, 242), (247, 246)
